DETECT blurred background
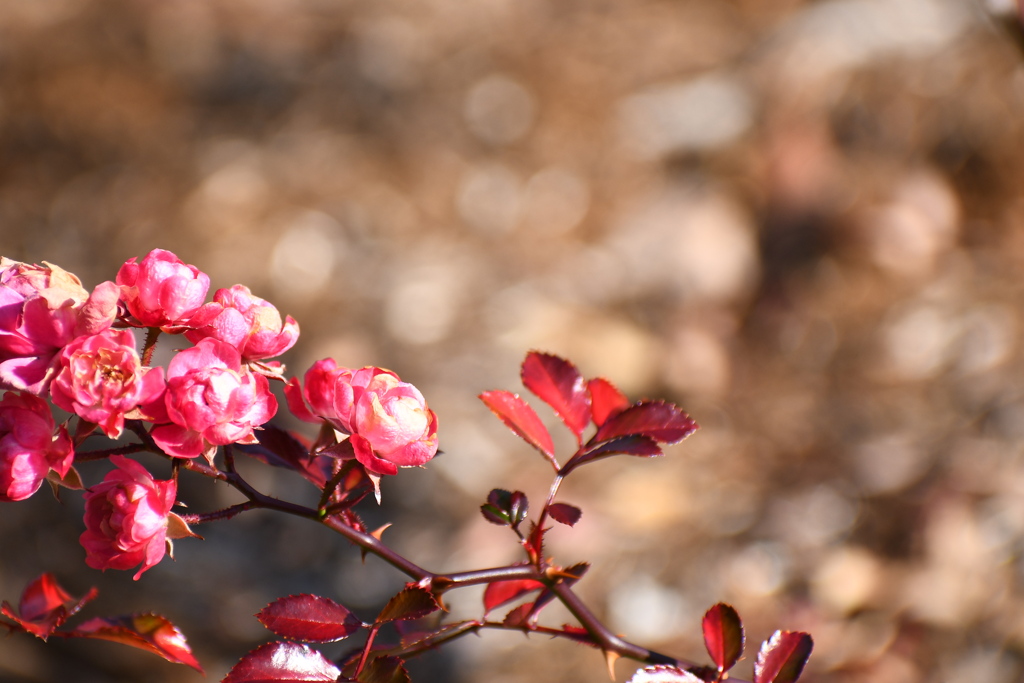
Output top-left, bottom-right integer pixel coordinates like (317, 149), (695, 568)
(2, 0), (1024, 681)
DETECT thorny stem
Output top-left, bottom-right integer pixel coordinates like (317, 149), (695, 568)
(73, 443), (148, 462)
(178, 501), (258, 525)
(386, 618), (687, 667)
(171, 444), (710, 676)
(534, 473), (565, 537)
(141, 327), (161, 366)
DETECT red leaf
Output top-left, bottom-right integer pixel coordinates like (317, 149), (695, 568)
(501, 602), (534, 627)
(627, 665), (706, 683)
(359, 655), (410, 683)
(702, 603), (744, 674)
(561, 435), (662, 474)
(521, 352), (591, 443)
(754, 631), (813, 683)
(480, 489), (529, 528)
(223, 641), (340, 682)
(236, 424), (329, 488)
(0, 573), (97, 640)
(587, 377), (629, 426)
(479, 390), (556, 461)
(257, 594), (363, 643)
(548, 503), (582, 527)
(72, 613), (203, 673)
(375, 586), (439, 624)
(482, 579), (544, 615)
(594, 401), (698, 444)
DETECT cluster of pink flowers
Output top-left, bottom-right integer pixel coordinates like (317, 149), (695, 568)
(0, 248), (438, 578)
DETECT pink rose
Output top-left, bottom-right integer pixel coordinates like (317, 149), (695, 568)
(80, 455), (176, 580)
(0, 258), (118, 393)
(185, 285), (299, 361)
(0, 391), (74, 502)
(285, 361), (438, 476)
(50, 328), (166, 438)
(116, 249), (210, 328)
(150, 338), (277, 460)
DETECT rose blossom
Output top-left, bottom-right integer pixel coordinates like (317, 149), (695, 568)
(0, 258), (118, 394)
(0, 391), (74, 502)
(150, 338), (277, 461)
(185, 285), (299, 361)
(80, 455), (176, 580)
(116, 249), (210, 328)
(50, 328), (166, 438)
(285, 360), (438, 476)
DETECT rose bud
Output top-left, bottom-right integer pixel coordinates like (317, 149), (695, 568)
(50, 328), (166, 438)
(150, 338), (277, 461)
(80, 456), (176, 580)
(0, 258), (118, 394)
(116, 249), (210, 329)
(185, 285), (299, 361)
(0, 391), (74, 502)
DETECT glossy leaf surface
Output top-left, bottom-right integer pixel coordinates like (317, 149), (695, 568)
(587, 377), (630, 426)
(375, 586), (439, 624)
(73, 613), (203, 673)
(594, 401), (698, 444)
(257, 594), (363, 643)
(482, 578), (544, 615)
(702, 603), (744, 674)
(0, 573), (96, 639)
(223, 641), (340, 682)
(521, 352), (591, 443)
(754, 630), (813, 683)
(479, 390), (555, 460)
(548, 502), (582, 527)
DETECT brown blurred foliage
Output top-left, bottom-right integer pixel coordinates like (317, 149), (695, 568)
(3, 0), (1024, 681)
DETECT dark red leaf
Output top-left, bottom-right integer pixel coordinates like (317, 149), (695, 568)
(521, 352), (591, 443)
(482, 579), (544, 615)
(359, 655), (410, 683)
(547, 503), (582, 527)
(480, 489), (529, 528)
(0, 573), (97, 640)
(223, 641), (340, 682)
(236, 424), (329, 488)
(375, 586), (439, 624)
(257, 594), (363, 643)
(587, 377), (630, 426)
(627, 665), (706, 683)
(501, 602), (534, 627)
(561, 435), (662, 475)
(594, 401), (698, 444)
(479, 390), (556, 462)
(480, 504), (508, 526)
(72, 613), (203, 673)
(754, 631), (813, 683)
(702, 603), (744, 674)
